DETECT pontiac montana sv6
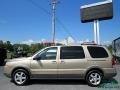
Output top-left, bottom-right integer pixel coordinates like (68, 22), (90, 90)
(4, 45), (117, 86)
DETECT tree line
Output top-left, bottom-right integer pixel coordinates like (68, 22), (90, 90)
(0, 40), (45, 58)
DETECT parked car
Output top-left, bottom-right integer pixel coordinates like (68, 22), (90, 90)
(4, 44), (117, 86)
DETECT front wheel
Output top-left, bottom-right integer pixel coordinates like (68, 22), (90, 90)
(12, 69), (29, 86)
(86, 70), (103, 87)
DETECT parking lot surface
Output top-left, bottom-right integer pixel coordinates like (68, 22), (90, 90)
(0, 65), (120, 90)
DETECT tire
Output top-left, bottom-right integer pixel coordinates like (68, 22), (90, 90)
(12, 69), (30, 86)
(86, 70), (103, 87)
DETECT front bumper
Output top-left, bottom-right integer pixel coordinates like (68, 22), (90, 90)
(4, 65), (12, 78)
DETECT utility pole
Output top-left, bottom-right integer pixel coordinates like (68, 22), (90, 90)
(51, 0), (58, 44)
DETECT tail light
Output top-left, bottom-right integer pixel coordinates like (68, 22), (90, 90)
(112, 57), (116, 66)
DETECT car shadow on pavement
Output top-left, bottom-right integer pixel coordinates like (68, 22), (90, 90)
(98, 78), (120, 89)
(10, 78), (119, 87)
(26, 78), (119, 87)
(28, 79), (87, 85)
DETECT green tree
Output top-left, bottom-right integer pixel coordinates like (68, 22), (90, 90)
(107, 45), (112, 54)
(0, 40), (5, 48)
(4, 41), (13, 52)
(30, 43), (44, 54)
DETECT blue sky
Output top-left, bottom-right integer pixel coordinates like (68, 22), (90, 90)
(0, 0), (120, 44)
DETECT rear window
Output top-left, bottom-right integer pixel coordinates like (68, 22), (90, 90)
(87, 46), (108, 58)
(60, 46), (85, 59)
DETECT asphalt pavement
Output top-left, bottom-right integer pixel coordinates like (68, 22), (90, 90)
(0, 65), (120, 90)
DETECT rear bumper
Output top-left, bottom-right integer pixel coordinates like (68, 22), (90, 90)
(103, 67), (117, 79)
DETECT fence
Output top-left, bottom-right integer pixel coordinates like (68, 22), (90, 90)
(112, 37), (120, 64)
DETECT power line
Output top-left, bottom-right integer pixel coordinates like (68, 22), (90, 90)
(56, 18), (77, 41)
(25, 0), (77, 41)
(26, 0), (51, 15)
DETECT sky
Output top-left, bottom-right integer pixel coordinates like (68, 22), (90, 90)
(0, 0), (120, 44)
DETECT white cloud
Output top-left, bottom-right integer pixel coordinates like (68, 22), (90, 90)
(20, 39), (41, 45)
(55, 37), (93, 45)
(20, 37), (100, 45)
(102, 41), (111, 45)
(41, 39), (46, 42)
(67, 37), (75, 43)
(20, 39), (51, 45)
(55, 36), (75, 45)
(77, 39), (90, 44)
(85, 39), (90, 42)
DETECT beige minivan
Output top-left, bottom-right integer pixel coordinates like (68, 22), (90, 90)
(4, 45), (117, 86)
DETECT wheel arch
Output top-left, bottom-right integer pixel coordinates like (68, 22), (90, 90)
(11, 67), (31, 77)
(85, 67), (104, 79)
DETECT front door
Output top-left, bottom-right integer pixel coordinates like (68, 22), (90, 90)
(30, 47), (58, 78)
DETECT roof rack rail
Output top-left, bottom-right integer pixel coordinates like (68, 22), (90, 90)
(81, 42), (97, 45)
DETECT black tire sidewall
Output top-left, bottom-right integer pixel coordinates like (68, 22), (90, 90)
(12, 69), (29, 86)
(86, 70), (103, 87)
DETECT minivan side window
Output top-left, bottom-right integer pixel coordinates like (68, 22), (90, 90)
(60, 46), (85, 59)
(87, 46), (108, 58)
(35, 47), (57, 60)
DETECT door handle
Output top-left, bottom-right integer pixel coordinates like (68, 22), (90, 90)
(52, 61), (57, 64)
(61, 61), (65, 64)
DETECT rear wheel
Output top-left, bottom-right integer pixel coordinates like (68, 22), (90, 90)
(86, 70), (103, 87)
(12, 69), (29, 86)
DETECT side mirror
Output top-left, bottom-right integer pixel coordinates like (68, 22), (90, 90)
(33, 57), (41, 60)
